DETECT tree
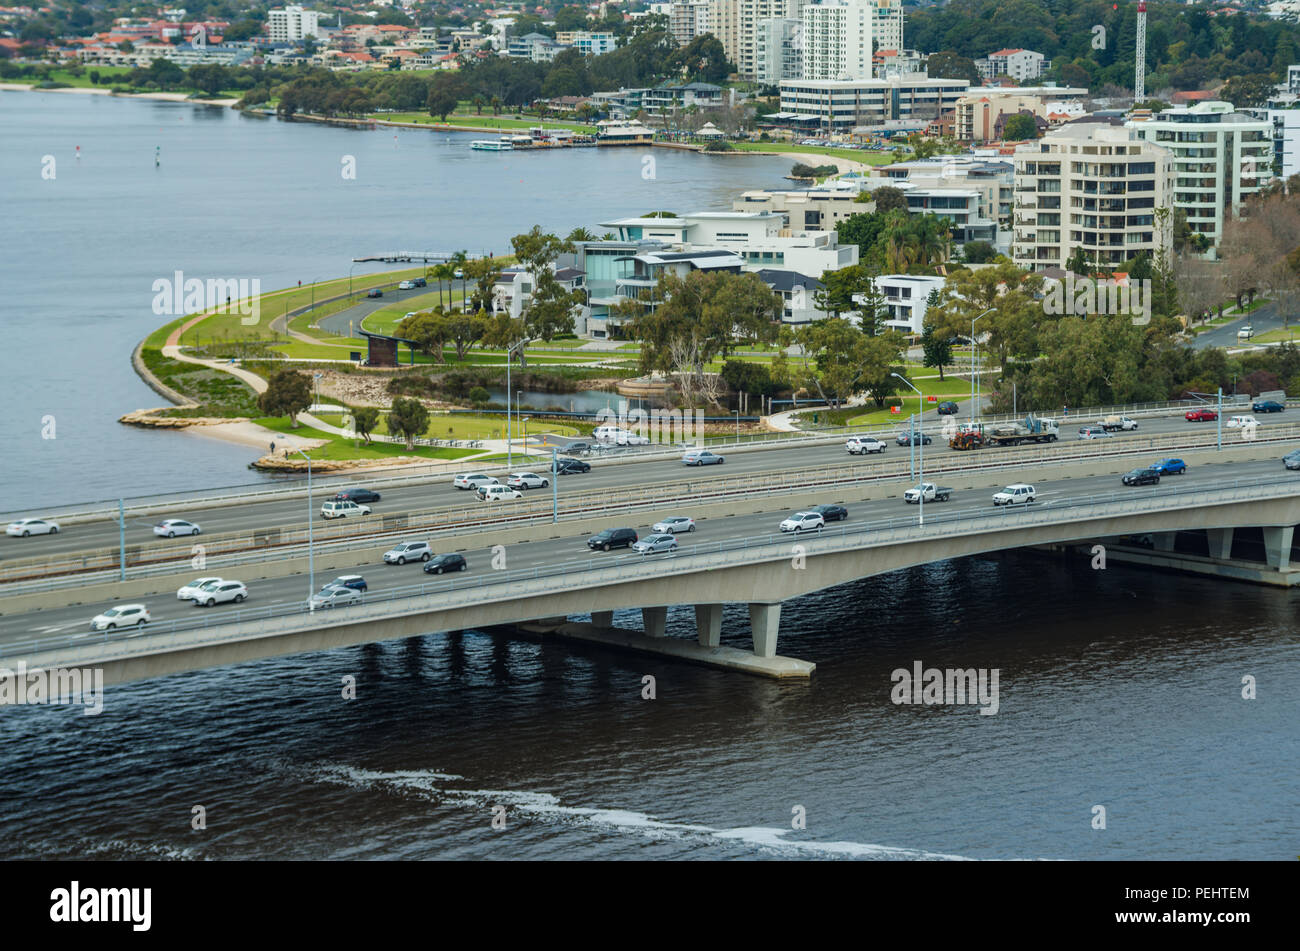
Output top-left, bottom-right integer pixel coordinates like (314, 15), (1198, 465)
(668, 33), (730, 83)
(871, 185), (908, 214)
(921, 299), (953, 381)
(926, 262), (1045, 373)
(427, 74), (462, 122)
(962, 240), (997, 264)
(926, 50), (980, 85)
(445, 310), (487, 360)
(1220, 74), (1275, 110)
(398, 310), (450, 364)
(258, 368), (312, 428)
(505, 227), (584, 365)
(387, 397), (430, 450)
(465, 256), (503, 313)
(1002, 112), (1038, 142)
(1066, 247), (1090, 276)
(352, 407), (379, 445)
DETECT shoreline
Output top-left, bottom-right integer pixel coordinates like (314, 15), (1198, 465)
(0, 81), (238, 105)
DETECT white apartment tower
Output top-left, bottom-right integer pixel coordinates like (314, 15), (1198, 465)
(870, 0), (903, 56)
(801, 0), (873, 82)
(710, 0), (806, 80)
(669, 1), (710, 47)
(756, 18), (803, 84)
(268, 6), (320, 43)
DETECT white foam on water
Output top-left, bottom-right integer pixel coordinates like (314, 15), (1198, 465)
(305, 763), (975, 860)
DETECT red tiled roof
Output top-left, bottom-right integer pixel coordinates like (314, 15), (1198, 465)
(989, 48), (1024, 57)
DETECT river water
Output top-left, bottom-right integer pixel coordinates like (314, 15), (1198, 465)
(1, 91), (1297, 861)
(0, 90), (791, 511)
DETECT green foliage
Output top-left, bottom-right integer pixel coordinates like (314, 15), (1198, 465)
(387, 396), (430, 450)
(352, 406), (379, 445)
(258, 368), (312, 427)
(1002, 113), (1038, 141)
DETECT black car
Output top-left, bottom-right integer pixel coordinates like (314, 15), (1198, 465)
(413, 277), (427, 288)
(810, 504), (848, 522)
(423, 553), (467, 574)
(553, 457), (591, 474)
(1284, 449), (1300, 471)
(335, 487), (381, 504)
(1253, 400), (1285, 413)
(896, 432), (933, 446)
(366, 288), (383, 298)
(1122, 467), (1161, 486)
(936, 401), (959, 415)
(588, 528), (637, 551)
(565, 441), (595, 455)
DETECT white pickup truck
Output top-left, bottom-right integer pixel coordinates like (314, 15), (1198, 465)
(903, 483), (953, 504)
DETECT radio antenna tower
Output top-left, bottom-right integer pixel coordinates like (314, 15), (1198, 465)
(1135, 1), (1147, 102)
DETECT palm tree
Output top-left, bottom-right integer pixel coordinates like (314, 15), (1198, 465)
(472, 94), (486, 115)
(490, 95), (502, 116)
(450, 250), (469, 305)
(567, 227), (597, 243)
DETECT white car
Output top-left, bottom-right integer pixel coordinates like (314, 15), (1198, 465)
(310, 585), (361, 609)
(780, 511), (825, 533)
(632, 533), (678, 554)
(398, 280), (415, 290)
(478, 484), (523, 502)
(89, 604), (151, 632)
(320, 499), (371, 519)
(192, 579), (248, 607)
(507, 472), (550, 489)
(652, 516), (696, 534)
(384, 541), (432, 564)
(1226, 415), (1258, 429)
(6, 518), (59, 537)
(177, 576), (223, 600)
(453, 473), (499, 490)
(592, 424), (650, 446)
(154, 518), (201, 538)
(992, 483), (1036, 506)
(1237, 325), (1254, 340)
(846, 437), (886, 455)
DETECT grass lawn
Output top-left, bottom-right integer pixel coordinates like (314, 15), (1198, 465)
(730, 142), (895, 165)
(315, 412), (579, 441)
(253, 418), (478, 461)
(1246, 326), (1299, 344)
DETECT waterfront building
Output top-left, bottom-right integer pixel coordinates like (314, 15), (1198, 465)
(267, 5), (320, 43)
(507, 32), (567, 62)
(643, 82), (731, 114)
(778, 76), (970, 133)
(555, 31), (618, 55)
(709, 0), (806, 81)
(870, 274), (946, 334)
(733, 179), (866, 230)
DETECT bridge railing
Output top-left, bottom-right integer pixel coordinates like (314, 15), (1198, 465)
(5, 423), (1300, 590)
(7, 473), (1298, 666)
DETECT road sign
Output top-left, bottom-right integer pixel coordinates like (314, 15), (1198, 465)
(890, 405), (901, 414)
(927, 395), (937, 402)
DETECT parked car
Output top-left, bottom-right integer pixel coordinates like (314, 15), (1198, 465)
(384, 541), (432, 564)
(320, 499), (371, 519)
(89, 604), (151, 632)
(846, 436), (887, 455)
(1077, 427), (1113, 439)
(936, 401), (959, 415)
(652, 516), (696, 534)
(310, 585), (361, 609)
(366, 288), (383, 298)
(683, 449), (725, 466)
(177, 576), (223, 600)
(328, 575), (368, 592)
(779, 511), (825, 533)
(453, 473), (499, 490)
(1122, 468), (1161, 486)
(1285, 449), (1300, 470)
(810, 504), (848, 522)
(1253, 400), (1285, 413)
(424, 552), (467, 574)
(6, 517), (59, 537)
(992, 483), (1036, 506)
(563, 441), (596, 455)
(632, 533), (678, 554)
(1150, 458), (1187, 475)
(1226, 414), (1258, 429)
(478, 484), (523, 502)
(588, 528), (638, 551)
(551, 457), (590, 475)
(398, 280), (415, 290)
(896, 431), (932, 446)
(334, 488), (381, 504)
(192, 579), (247, 607)
(506, 472), (550, 489)
(1185, 408), (1218, 422)
(153, 518), (201, 538)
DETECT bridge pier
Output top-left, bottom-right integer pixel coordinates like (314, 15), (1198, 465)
(591, 611), (614, 628)
(1206, 528), (1234, 560)
(1263, 526), (1294, 570)
(694, 604), (723, 647)
(749, 603), (782, 659)
(1152, 532), (1177, 552)
(642, 606), (668, 637)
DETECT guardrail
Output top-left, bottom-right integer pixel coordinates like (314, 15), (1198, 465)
(4, 423), (1298, 591)
(8, 472), (1295, 665)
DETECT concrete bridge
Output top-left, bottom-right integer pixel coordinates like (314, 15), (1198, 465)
(10, 474), (1298, 685)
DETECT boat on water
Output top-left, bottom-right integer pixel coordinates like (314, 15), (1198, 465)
(470, 139), (512, 151)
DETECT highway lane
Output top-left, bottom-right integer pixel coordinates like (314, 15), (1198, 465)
(2, 411), (1279, 567)
(2, 455), (1288, 650)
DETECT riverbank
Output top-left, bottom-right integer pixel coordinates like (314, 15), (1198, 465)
(0, 81), (238, 105)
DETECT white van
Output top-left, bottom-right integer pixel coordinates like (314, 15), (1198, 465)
(1226, 415), (1258, 429)
(592, 424), (649, 446)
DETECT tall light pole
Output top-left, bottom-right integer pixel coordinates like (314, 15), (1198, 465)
(892, 373), (924, 526)
(506, 339), (525, 469)
(349, 261), (360, 299)
(970, 307), (994, 424)
(293, 447), (314, 605)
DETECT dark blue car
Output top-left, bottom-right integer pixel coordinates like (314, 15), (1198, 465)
(329, 574), (368, 592)
(1151, 458), (1187, 475)
(1253, 400), (1285, 413)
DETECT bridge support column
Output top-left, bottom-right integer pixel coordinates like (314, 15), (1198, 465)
(694, 604), (723, 648)
(748, 603), (781, 659)
(1206, 528), (1234, 561)
(591, 611), (614, 628)
(1263, 526), (1294, 570)
(642, 606), (668, 637)
(1152, 532), (1177, 552)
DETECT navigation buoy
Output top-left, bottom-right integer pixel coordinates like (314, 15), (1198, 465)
(75, 145), (81, 160)
(155, 145), (161, 167)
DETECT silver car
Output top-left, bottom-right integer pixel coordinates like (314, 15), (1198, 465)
(310, 585), (361, 608)
(651, 516), (696, 534)
(632, 533), (678, 554)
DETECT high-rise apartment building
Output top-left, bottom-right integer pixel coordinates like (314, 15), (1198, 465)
(801, 0), (873, 82)
(710, 0), (806, 80)
(669, 1), (710, 47)
(267, 6), (320, 43)
(755, 18), (802, 84)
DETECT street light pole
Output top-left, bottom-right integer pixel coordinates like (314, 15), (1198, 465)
(506, 339), (524, 469)
(970, 307), (994, 424)
(294, 448), (314, 605)
(892, 373), (924, 526)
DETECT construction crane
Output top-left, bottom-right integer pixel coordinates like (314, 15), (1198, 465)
(1135, 1), (1147, 102)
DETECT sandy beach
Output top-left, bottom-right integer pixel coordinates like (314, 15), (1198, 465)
(0, 82), (238, 106)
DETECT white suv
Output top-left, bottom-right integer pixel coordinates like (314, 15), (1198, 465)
(177, 576), (223, 600)
(1226, 414), (1258, 429)
(192, 580), (248, 606)
(478, 484), (523, 502)
(779, 511), (825, 533)
(89, 604), (151, 632)
(992, 483), (1036, 506)
(846, 437), (886, 455)
(453, 473), (499, 490)
(320, 499), (371, 519)
(592, 424), (649, 446)
(506, 472), (550, 489)
(384, 541), (432, 564)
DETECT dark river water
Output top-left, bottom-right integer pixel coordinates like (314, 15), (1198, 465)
(1, 91), (1297, 861)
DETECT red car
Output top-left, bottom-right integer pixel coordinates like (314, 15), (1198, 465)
(1185, 409), (1218, 422)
